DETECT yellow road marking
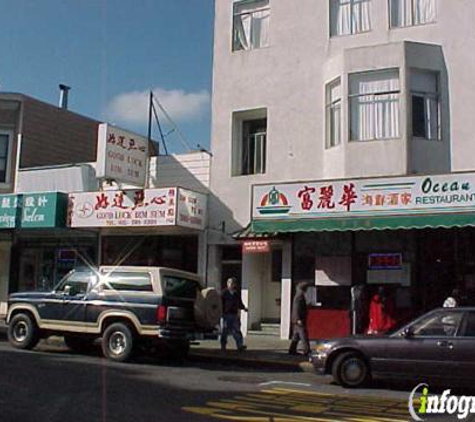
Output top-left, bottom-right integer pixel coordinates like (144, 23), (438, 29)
(183, 387), (410, 422)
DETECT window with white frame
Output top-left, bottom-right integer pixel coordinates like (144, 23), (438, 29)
(326, 79), (342, 148)
(232, 110), (267, 176)
(390, 0), (436, 28)
(349, 69), (400, 141)
(411, 70), (439, 140)
(330, 0), (372, 37)
(233, 0), (270, 51)
(0, 132), (11, 183)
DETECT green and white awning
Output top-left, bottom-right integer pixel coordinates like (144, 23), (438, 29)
(251, 212), (475, 233)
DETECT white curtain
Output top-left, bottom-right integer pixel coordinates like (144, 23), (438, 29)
(350, 70), (400, 141)
(391, 0), (412, 27)
(251, 8), (270, 48)
(233, 0), (269, 50)
(391, 0), (436, 27)
(414, 0), (436, 25)
(234, 13), (251, 50)
(331, 0), (371, 36)
(352, 0), (372, 33)
(331, 0), (351, 36)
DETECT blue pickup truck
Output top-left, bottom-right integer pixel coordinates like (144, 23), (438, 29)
(6, 266), (221, 362)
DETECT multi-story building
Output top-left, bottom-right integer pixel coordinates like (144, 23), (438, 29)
(208, 0), (475, 339)
(0, 92), (210, 318)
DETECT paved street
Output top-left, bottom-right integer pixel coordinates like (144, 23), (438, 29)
(0, 337), (428, 422)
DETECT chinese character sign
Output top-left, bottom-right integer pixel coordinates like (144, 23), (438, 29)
(96, 123), (150, 187)
(21, 193), (67, 228)
(69, 188), (207, 229)
(252, 173), (475, 220)
(0, 194), (18, 229)
(176, 188), (207, 230)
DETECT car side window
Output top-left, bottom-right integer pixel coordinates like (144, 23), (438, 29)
(100, 272), (153, 292)
(56, 271), (95, 296)
(461, 312), (475, 337)
(162, 276), (199, 299)
(411, 311), (464, 337)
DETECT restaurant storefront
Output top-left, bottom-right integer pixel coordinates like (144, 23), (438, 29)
(248, 172), (475, 339)
(0, 192), (99, 316)
(69, 187), (207, 276)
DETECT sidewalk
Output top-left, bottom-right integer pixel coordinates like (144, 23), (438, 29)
(189, 334), (313, 372)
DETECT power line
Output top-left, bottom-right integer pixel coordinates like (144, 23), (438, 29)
(152, 95), (192, 152)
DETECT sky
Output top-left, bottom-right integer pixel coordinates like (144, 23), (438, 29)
(0, 0), (214, 153)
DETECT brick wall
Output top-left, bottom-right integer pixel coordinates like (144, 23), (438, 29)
(20, 96), (99, 168)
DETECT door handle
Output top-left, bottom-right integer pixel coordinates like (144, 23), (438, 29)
(437, 341), (454, 349)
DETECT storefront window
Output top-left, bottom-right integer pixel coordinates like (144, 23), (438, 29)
(101, 235), (198, 273)
(16, 241), (97, 292)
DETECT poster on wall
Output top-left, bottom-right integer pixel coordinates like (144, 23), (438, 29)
(96, 123), (150, 187)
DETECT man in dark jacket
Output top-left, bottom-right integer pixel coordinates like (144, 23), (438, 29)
(288, 282), (311, 355)
(221, 277), (248, 352)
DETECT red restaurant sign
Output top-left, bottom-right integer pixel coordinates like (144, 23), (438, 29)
(242, 240), (270, 254)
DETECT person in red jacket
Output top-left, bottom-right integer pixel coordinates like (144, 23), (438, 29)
(367, 286), (396, 335)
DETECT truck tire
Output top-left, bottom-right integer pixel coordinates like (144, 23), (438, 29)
(8, 313), (40, 350)
(194, 287), (222, 329)
(101, 323), (134, 362)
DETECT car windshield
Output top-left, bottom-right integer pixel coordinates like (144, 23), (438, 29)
(392, 310), (465, 337)
(54, 269), (98, 295)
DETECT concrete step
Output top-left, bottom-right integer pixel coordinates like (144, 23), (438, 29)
(248, 323), (280, 337)
(261, 323), (280, 334)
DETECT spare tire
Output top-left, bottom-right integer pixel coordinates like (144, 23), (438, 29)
(194, 287), (222, 329)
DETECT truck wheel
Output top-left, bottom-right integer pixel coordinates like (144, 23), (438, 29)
(64, 335), (95, 353)
(102, 323), (134, 362)
(332, 352), (370, 388)
(8, 313), (40, 350)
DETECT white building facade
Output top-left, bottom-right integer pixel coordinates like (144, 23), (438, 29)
(208, 0), (475, 339)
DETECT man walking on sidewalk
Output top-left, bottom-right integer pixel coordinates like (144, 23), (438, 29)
(221, 277), (248, 352)
(288, 282), (311, 356)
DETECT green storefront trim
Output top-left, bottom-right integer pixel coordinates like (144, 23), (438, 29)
(251, 212), (475, 233)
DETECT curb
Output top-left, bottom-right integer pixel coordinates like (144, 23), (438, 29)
(0, 330), (314, 373)
(189, 350), (314, 373)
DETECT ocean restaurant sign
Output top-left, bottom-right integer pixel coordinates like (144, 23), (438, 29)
(69, 187), (206, 230)
(252, 173), (475, 220)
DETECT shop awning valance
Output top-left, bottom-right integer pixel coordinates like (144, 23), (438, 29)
(251, 212), (475, 233)
(232, 224), (278, 240)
